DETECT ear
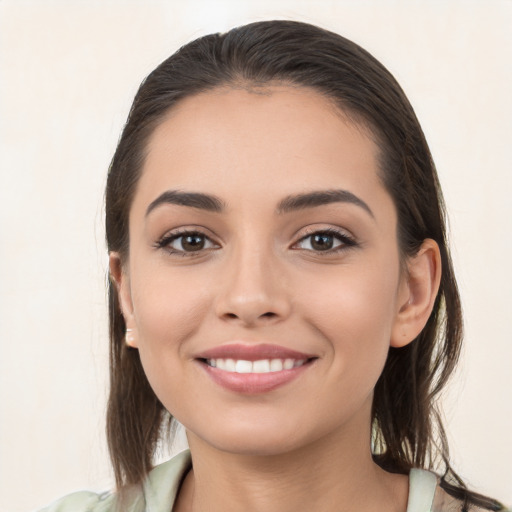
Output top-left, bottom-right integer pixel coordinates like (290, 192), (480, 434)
(109, 252), (138, 348)
(390, 239), (442, 348)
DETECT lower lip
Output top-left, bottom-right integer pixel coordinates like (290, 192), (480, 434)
(199, 360), (314, 394)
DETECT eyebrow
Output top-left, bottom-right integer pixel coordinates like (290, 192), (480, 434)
(145, 188), (374, 218)
(146, 190), (226, 216)
(276, 189), (374, 218)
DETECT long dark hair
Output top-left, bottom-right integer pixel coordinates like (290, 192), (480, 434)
(105, 20), (503, 510)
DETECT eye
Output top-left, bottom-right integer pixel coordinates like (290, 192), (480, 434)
(294, 229), (357, 253)
(157, 230), (219, 255)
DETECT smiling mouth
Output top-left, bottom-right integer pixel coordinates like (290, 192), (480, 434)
(197, 356), (317, 393)
(194, 343), (318, 393)
(202, 358), (310, 373)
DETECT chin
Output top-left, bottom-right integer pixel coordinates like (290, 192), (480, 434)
(202, 432), (304, 457)
(185, 414), (334, 459)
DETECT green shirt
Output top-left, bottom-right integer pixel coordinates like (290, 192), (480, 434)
(38, 450), (507, 512)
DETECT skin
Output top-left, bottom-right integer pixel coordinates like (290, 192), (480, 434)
(110, 85), (441, 512)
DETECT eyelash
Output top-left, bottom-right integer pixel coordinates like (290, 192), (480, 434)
(155, 227), (357, 257)
(155, 229), (218, 257)
(294, 227), (358, 254)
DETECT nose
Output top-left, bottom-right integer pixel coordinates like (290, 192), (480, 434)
(213, 244), (292, 327)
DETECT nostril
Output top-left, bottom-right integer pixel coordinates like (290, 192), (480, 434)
(221, 311), (278, 323)
(224, 312), (276, 319)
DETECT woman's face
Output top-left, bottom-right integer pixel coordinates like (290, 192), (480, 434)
(114, 85), (415, 456)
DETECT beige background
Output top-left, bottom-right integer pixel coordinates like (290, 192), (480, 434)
(0, 1), (511, 511)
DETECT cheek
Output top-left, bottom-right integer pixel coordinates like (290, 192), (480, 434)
(298, 259), (400, 387)
(131, 259), (213, 340)
(129, 266), (212, 393)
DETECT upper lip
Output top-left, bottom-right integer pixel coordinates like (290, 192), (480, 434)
(195, 343), (316, 362)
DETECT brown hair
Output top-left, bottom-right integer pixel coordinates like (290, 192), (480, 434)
(105, 20), (503, 510)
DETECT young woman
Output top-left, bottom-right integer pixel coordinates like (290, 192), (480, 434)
(40, 20), (507, 512)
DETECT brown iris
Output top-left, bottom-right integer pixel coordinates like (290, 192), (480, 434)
(310, 233), (335, 251)
(181, 234), (206, 251)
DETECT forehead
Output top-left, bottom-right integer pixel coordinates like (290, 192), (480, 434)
(149, 85), (372, 156)
(134, 85), (387, 216)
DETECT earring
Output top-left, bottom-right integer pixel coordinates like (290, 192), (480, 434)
(125, 328), (136, 348)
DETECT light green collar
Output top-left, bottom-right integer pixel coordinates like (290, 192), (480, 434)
(142, 450), (192, 511)
(142, 451), (439, 512)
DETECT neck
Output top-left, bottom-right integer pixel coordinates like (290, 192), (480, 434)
(174, 415), (408, 512)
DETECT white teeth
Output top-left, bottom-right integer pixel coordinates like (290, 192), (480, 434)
(269, 359), (283, 372)
(253, 359), (270, 373)
(235, 360), (253, 373)
(205, 358), (308, 373)
(284, 358), (295, 370)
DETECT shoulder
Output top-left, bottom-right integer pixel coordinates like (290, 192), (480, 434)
(408, 469), (509, 512)
(432, 485), (509, 512)
(36, 490), (117, 512)
(37, 450), (192, 512)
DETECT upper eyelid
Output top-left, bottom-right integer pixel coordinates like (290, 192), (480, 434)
(158, 226), (219, 242)
(156, 231), (220, 257)
(159, 230), (219, 246)
(156, 225), (356, 250)
(158, 225), (352, 238)
(294, 226), (355, 242)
